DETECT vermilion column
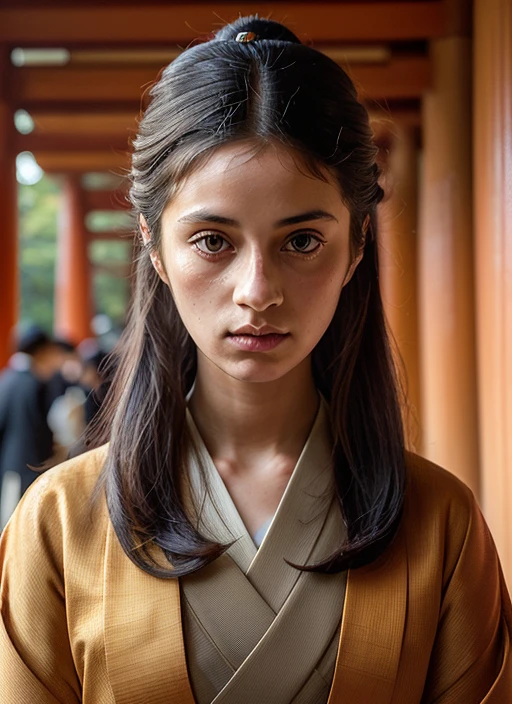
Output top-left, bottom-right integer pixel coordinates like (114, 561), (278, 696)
(0, 48), (18, 368)
(378, 124), (421, 450)
(418, 1), (479, 494)
(474, 0), (512, 585)
(54, 175), (93, 343)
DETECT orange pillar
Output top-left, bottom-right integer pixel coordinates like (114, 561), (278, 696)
(418, 0), (479, 494)
(378, 124), (421, 450)
(54, 175), (93, 343)
(474, 0), (512, 584)
(0, 48), (18, 368)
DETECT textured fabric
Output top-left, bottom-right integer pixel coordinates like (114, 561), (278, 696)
(330, 454), (512, 703)
(181, 401), (345, 703)
(1, 444), (511, 702)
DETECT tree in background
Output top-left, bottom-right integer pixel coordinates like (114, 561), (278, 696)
(18, 175), (130, 335)
(18, 175), (59, 332)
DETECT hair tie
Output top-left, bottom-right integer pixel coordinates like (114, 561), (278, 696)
(235, 31), (258, 43)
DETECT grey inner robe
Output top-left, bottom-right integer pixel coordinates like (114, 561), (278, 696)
(181, 399), (348, 704)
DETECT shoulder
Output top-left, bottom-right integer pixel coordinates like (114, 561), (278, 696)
(0, 368), (15, 385)
(0, 448), (110, 701)
(404, 451), (473, 510)
(402, 451), (484, 579)
(1, 446), (110, 571)
(404, 451), (475, 528)
(22, 443), (108, 507)
(0, 369), (21, 395)
(0, 369), (39, 405)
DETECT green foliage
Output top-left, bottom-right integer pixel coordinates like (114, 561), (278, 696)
(18, 175), (59, 332)
(90, 240), (132, 328)
(18, 175), (131, 333)
(90, 239), (132, 264)
(86, 209), (134, 232)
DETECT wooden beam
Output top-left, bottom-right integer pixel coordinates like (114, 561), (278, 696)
(474, 0), (512, 586)
(14, 56), (430, 108)
(0, 3), (445, 46)
(0, 48), (18, 368)
(29, 104), (421, 141)
(68, 45), (392, 67)
(369, 105), (422, 130)
(83, 189), (130, 212)
(54, 175), (94, 342)
(18, 110), (421, 159)
(87, 230), (132, 241)
(15, 66), (159, 106)
(349, 57), (431, 101)
(15, 132), (133, 153)
(34, 150), (130, 173)
(31, 111), (139, 136)
(419, 34), (478, 491)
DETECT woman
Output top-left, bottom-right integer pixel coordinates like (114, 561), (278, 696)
(1, 16), (511, 704)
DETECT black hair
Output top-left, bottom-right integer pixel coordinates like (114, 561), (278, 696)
(87, 15), (406, 577)
(16, 325), (52, 356)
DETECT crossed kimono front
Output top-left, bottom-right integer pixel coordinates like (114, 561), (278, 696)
(181, 401), (347, 704)
(3, 399), (512, 703)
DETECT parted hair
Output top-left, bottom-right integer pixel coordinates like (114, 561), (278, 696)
(88, 15), (406, 577)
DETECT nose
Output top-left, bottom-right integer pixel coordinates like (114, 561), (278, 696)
(232, 248), (284, 311)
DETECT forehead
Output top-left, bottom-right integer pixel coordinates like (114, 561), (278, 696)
(163, 141), (345, 217)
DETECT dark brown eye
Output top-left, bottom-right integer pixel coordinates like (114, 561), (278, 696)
(284, 233), (321, 254)
(194, 234), (229, 254)
(293, 234), (311, 250)
(205, 235), (224, 252)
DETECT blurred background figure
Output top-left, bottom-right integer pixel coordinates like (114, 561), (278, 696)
(46, 338), (87, 464)
(46, 338), (83, 407)
(46, 338), (108, 462)
(80, 345), (109, 426)
(0, 325), (66, 528)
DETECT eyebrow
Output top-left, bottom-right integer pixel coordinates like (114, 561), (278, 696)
(176, 208), (338, 228)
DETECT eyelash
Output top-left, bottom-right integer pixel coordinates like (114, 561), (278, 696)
(189, 231), (325, 260)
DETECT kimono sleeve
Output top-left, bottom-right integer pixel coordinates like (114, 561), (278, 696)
(0, 476), (81, 703)
(421, 490), (512, 703)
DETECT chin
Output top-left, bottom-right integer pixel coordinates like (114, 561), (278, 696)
(225, 359), (312, 384)
(221, 359), (300, 385)
(196, 345), (312, 385)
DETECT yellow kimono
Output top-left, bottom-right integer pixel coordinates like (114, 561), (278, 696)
(1, 404), (511, 703)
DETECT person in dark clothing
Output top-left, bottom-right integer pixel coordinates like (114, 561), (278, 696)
(45, 338), (82, 409)
(0, 326), (65, 527)
(81, 349), (109, 425)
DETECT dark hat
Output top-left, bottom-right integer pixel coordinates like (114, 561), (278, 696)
(16, 324), (51, 355)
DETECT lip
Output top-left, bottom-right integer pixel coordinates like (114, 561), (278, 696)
(229, 325), (288, 336)
(226, 332), (289, 352)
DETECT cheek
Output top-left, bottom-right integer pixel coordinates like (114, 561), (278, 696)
(285, 267), (346, 350)
(164, 248), (226, 325)
(165, 246), (200, 294)
(292, 258), (347, 313)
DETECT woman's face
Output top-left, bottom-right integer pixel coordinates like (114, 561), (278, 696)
(155, 142), (356, 384)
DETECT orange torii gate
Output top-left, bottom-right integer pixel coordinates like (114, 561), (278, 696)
(1, 0), (437, 358)
(1, 0), (511, 585)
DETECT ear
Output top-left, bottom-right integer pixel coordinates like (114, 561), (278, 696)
(342, 215), (369, 287)
(139, 214), (170, 286)
(342, 248), (364, 287)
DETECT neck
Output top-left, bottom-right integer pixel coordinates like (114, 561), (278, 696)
(188, 355), (319, 470)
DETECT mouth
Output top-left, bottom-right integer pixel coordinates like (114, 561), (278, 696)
(226, 330), (290, 352)
(228, 325), (288, 336)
